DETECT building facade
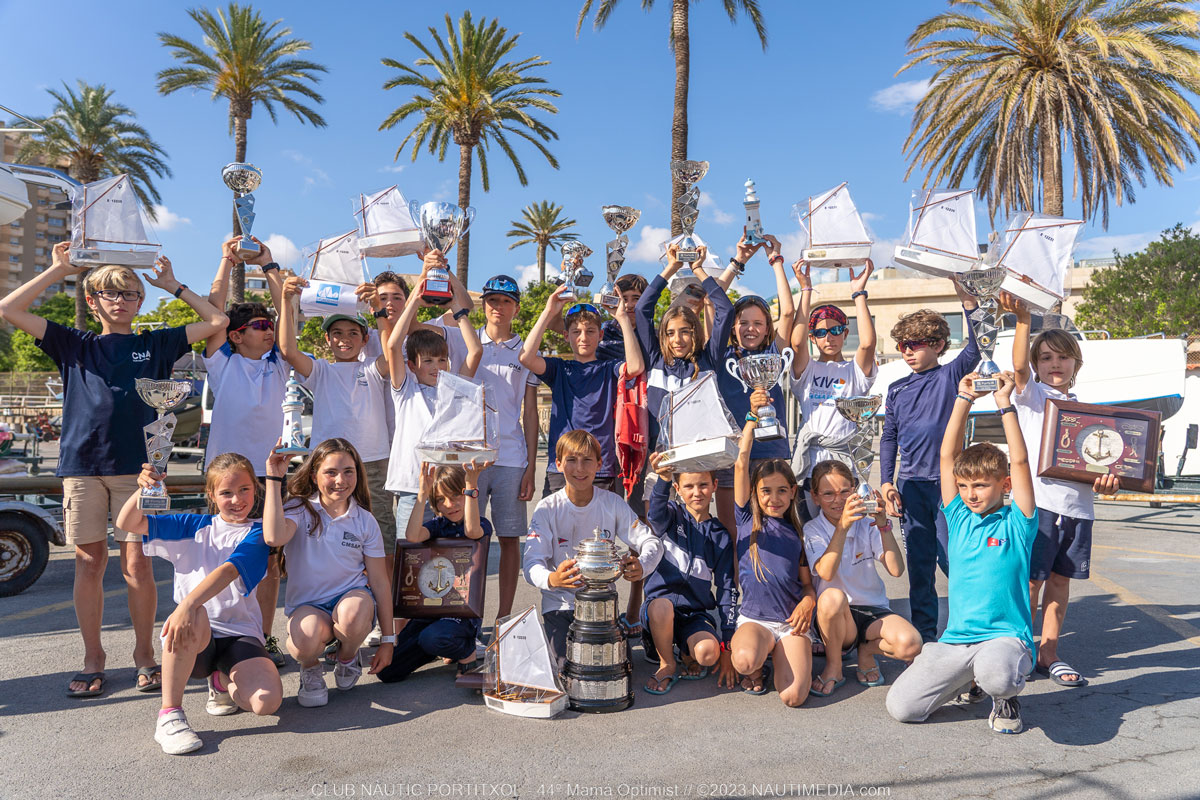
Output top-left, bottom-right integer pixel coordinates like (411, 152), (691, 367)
(0, 133), (75, 307)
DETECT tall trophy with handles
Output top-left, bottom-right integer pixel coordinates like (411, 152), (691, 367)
(598, 205), (641, 310)
(725, 349), (795, 441)
(222, 163), (263, 261)
(409, 200), (475, 305)
(135, 379), (193, 510)
(833, 396), (883, 514)
(559, 241), (593, 302)
(957, 266), (1007, 392)
(670, 160), (709, 264)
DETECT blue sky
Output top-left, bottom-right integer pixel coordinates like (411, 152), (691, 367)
(3, 0), (1198, 303)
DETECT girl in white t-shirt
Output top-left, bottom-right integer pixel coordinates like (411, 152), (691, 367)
(116, 452), (284, 756)
(268, 438), (395, 709)
(804, 460), (921, 697)
(788, 260), (878, 487)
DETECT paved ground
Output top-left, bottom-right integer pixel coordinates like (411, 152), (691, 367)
(2, 451), (1198, 800)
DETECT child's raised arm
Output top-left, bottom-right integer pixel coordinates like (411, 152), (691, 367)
(145, 256), (230, 345)
(277, 276), (315, 378)
(204, 238), (239, 356)
(994, 371), (1035, 517)
(763, 235), (794, 350)
(115, 463), (163, 537)
(611, 297), (644, 377)
(733, 393), (765, 508)
(789, 259), (813, 378)
(405, 463), (437, 543)
(0, 241), (85, 339)
(454, 294), (483, 379)
(941, 373), (985, 507)
(462, 460), (489, 539)
(518, 284), (570, 376)
(262, 448), (297, 547)
(388, 254), (438, 390)
(1000, 291), (1032, 391)
(850, 260), (877, 375)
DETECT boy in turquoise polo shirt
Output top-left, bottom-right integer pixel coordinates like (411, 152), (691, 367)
(886, 370), (1038, 734)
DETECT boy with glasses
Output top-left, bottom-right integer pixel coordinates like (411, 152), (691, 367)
(0, 241), (228, 698)
(878, 285), (980, 644)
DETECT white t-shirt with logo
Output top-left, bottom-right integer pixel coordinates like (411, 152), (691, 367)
(203, 346), (287, 476)
(802, 514), (890, 609)
(282, 496), (386, 615)
(790, 358), (876, 471)
(1015, 379), (1095, 520)
(301, 357), (391, 462)
(385, 372), (437, 494)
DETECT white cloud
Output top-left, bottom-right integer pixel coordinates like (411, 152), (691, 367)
(698, 191), (734, 225)
(514, 261), (558, 287)
(627, 225), (672, 263)
(151, 204), (191, 231)
(262, 233), (303, 269)
(861, 211), (883, 223)
(1074, 231), (1159, 258)
(871, 79), (932, 113)
(378, 164), (406, 174)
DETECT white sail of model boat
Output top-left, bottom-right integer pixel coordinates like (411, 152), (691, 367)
(68, 174), (161, 268)
(893, 188), (980, 276)
(484, 607), (568, 719)
(991, 212), (1083, 311)
(416, 371), (499, 465)
(658, 372), (740, 472)
(794, 182), (873, 269)
(355, 185), (423, 258)
(298, 230), (369, 316)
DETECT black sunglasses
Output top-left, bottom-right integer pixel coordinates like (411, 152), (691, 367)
(812, 325), (847, 338)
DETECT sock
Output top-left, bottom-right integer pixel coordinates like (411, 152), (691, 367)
(159, 706), (182, 717)
(211, 673), (227, 692)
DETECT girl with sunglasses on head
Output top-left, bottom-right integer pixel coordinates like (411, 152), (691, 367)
(787, 260), (878, 511)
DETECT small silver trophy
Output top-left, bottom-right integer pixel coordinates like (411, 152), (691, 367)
(958, 266), (1007, 392)
(409, 200), (475, 305)
(743, 179), (766, 248)
(598, 205), (641, 309)
(833, 396), (884, 515)
(222, 162), (263, 261)
(725, 349), (795, 441)
(276, 370), (308, 455)
(135, 378), (193, 511)
(559, 241), (593, 302)
(670, 159), (709, 264)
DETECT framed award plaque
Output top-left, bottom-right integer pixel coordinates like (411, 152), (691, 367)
(393, 537), (490, 619)
(1037, 398), (1161, 492)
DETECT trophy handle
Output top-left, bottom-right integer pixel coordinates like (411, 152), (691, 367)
(460, 206), (476, 237)
(725, 357), (747, 392)
(779, 347), (795, 380)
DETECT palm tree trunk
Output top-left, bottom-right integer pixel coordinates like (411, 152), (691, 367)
(230, 114), (249, 304)
(537, 241), (547, 284)
(1040, 118), (1064, 217)
(71, 163), (101, 331)
(456, 143), (474, 287)
(669, 0), (690, 237)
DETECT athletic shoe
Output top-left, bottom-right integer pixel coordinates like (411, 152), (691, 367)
(333, 657), (363, 691)
(297, 663), (329, 707)
(154, 709), (203, 755)
(956, 682), (986, 704)
(264, 635), (287, 668)
(205, 676), (239, 716)
(365, 624), (383, 648)
(989, 697), (1023, 734)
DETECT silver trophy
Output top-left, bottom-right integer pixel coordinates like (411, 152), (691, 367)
(833, 396), (883, 515)
(276, 370), (308, 455)
(670, 159), (709, 264)
(958, 266), (1006, 392)
(559, 241), (593, 302)
(598, 205), (641, 309)
(409, 200), (475, 305)
(221, 163), (263, 261)
(743, 179), (766, 248)
(135, 378), (193, 511)
(725, 349), (795, 440)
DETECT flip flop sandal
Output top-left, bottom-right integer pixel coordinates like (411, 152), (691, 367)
(1037, 660), (1086, 687)
(643, 668), (680, 695)
(66, 671), (105, 698)
(135, 666), (162, 693)
(680, 665), (710, 681)
(856, 667), (885, 687)
(741, 665), (771, 695)
(809, 676), (846, 697)
(617, 613), (643, 637)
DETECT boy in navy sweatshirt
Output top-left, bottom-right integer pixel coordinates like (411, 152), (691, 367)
(640, 452), (739, 695)
(878, 283), (979, 643)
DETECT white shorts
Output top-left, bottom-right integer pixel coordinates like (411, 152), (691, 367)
(736, 614), (794, 642)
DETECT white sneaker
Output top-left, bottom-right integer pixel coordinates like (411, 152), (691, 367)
(365, 623), (383, 647)
(205, 676), (239, 716)
(333, 657), (363, 691)
(297, 663), (329, 707)
(154, 709), (203, 755)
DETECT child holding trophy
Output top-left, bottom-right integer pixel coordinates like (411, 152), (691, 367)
(0, 241), (228, 698)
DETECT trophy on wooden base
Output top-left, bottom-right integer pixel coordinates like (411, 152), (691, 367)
(410, 200), (474, 305)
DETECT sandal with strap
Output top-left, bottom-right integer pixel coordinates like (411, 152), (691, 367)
(135, 665), (162, 693)
(66, 671), (105, 698)
(1037, 660), (1086, 687)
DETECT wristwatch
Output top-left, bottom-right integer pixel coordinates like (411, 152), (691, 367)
(462, 488), (479, 498)
(373, 308), (389, 319)
(453, 307), (471, 321)
(729, 257), (745, 274)
(997, 405), (1016, 416)
(875, 519), (893, 534)
(378, 635), (397, 645)
(261, 261), (280, 273)
(172, 283), (188, 298)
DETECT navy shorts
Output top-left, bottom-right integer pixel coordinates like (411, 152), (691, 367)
(639, 603), (718, 661)
(191, 634), (270, 680)
(1031, 510), (1093, 580)
(849, 605), (894, 645)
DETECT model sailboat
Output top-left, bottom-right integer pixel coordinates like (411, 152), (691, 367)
(299, 230), (369, 317)
(658, 372), (740, 473)
(988, 212), (1083, 311)
(793, 182), (873, 269)
(893, 188), (980, 276)
(68, 174), (161, 267)
(483, 607), (568, 719)
(416, 372), (499, 465)
(354, 185), (423, 258)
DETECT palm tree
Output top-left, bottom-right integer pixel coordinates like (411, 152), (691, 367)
(506, 201), (579, 284)
(17, 81), (171, 330)
(901, 0), (1200, 226)
(157, 2), (327, 301)
(577, 0), (767, 235)
(380, 11), (562, 288)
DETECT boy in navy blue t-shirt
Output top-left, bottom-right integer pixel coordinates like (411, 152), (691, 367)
(887, 370), (1038, 735)
(519, 284), (644, 497)
(0, 242), (228, 697)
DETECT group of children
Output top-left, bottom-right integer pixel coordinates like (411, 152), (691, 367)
(0, 230), (1115, 754)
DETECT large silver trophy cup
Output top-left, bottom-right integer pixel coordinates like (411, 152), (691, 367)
(598, 205), (641, 309)
(725, 349), (795, 441)
(222, 163), (263, 261)
(833, 396), (883, 515)
(958, 266), (1006, 392)
(135, 379), (193, 511)
(670, 160), (709, 264)
(409, 200), (475, 305)
(559, 241), (594, 302)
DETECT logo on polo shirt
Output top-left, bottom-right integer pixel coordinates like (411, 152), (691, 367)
(987, 537), (1006, 547)
(131, 351), (150, 362)
(340, 530), (362, 550)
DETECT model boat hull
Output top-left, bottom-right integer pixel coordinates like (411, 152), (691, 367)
(660, 438), (738, 473)
(415, 445), (499, 466)
(358, 230), (424, 258)
(892, 246), (977, 277)
(69, 247), (159, 268)
(802, 244), (872, 270)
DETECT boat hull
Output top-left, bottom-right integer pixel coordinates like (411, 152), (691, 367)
(892, 246), (976, 277)
(802, 244), (872, 270)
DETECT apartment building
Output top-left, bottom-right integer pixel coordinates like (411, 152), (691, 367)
(0, 133), (75, 306)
